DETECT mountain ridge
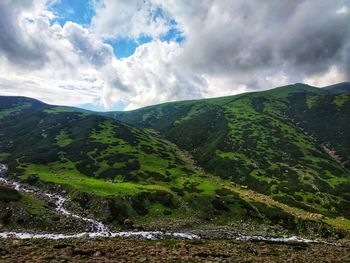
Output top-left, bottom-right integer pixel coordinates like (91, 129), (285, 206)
(0, 82), (350, 236)
(109, 83), (350, 220)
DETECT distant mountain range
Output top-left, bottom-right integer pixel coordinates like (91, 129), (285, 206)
(0, 82), (349, 236)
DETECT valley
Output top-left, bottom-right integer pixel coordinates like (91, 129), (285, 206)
(0, 83), (350, 260)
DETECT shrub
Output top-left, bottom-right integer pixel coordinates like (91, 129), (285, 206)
(0, 186), (22, 202)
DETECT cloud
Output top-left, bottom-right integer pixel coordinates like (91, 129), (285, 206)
(107, 0), (349, 108)
(62, 22), (114, 67)
(277, 0), (350, 76)
(158, 0), (350, 82)
(106, 40), (207, 110)
(304, 66), (347, 87)
(0, 0), (349, 110)
(0, 0), (107, 107)
(91, 0), (171, 39)
(0, 73), (100, 106)
(0, 0), (50, 68)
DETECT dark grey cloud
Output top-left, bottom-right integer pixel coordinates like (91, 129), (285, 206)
(62, 22), (114, 67)
(0, 0), (48, 68)
(162, 0), (350, 87)
(109, 75), (131, 93)
(345, 42), (350, 77)
(1, 0), (349, 110)
(277, 0), (350, 76)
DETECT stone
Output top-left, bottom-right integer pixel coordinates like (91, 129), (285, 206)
(11, 240), (20, 246)
(93, 251), (102, 257)
(62, 246), (74, 256)
(123, 218), (134, 228)
(81, 233), (89, 239)
(191, 238), (203, 245)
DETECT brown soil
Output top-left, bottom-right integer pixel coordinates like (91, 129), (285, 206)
(0, 238), (349, 262)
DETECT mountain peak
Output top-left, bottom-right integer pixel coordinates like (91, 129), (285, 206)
(323, 82), (350, 94)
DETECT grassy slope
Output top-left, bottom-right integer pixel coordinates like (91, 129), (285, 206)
(110, 84), (350, 225)
(0, 185), (49, 218)
(285, 91), (350, 169)
(0, 96), (321, 233)
(1, 90), (350, 234)
(0, 97), (202, 225)
(0, 186), (88, 232)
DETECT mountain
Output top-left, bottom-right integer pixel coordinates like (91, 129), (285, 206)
(323, 82), (350, 94)
(110, 83), (350, 221)
(0, 96), (319, 234)
(0, 96), (203, 228)
(0, 83), (350, 236)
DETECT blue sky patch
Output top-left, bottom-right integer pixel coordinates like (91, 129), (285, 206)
(106, 35), (153, 59)
(48, 0), (184, 59)
(161, 20), (185, 43)
(49, 0), (95, 26)
(81, 101), (127, 112)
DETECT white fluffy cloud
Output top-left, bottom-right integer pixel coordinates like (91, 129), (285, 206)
(0, 0), (106, 106)
(0, 0), (349, 110)
(304, 66), (348, 87)
(91, 0), (171, 39)
(108, 0), (350, 109)
(107, 40), (208, 110)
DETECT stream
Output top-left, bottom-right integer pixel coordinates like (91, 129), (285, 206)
(0, 163), (199, 240)
(0, 163), (332, 243)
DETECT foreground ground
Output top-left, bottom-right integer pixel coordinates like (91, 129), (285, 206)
(0, 238), (349, 262)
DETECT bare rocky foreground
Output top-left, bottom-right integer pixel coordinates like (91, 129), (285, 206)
(0, 238), (349, 262)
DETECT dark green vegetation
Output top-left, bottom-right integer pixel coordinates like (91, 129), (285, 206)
(0, 185), (89, 232)
(110, 83), (350, 228)
(0, 186), (21, 202)
(0, 82), (350, 235)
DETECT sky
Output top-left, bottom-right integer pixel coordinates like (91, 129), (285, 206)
(0, 0), (349, 111)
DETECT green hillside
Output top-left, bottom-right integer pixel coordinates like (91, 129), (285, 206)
(0, 96), (202, 226)
(0, 96), (325, 233)
(1, 83), (350, 235)
(0, 185), (91, 232)
(323, 82), (350, 94)
(111, 83), (350, 221)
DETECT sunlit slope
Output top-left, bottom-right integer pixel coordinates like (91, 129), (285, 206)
(111, 84), (350, 220)
(0, 96), (203, 225)
(0, 97), (195, 186)
(1, 86), (350, 234)
(2, 95), (332, 231)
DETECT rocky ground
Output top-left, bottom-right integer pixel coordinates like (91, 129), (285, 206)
(0, 238), (349, 262)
